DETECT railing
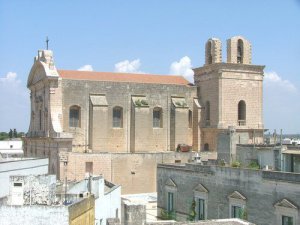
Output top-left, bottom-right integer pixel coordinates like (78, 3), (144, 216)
(238, 120), (246, 126)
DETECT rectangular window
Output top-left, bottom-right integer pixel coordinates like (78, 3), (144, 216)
(85, 162), (93, 174)
(69, 108), (79, 127)
(39, 110), (42, 130)
(113, 108), (122, 128)
(13, 183), (22, 187)
(153, 110), (161, 128)
(197, 198), (205, 220)
(167, 192), (174, 212)
(282, 216), (293, 225)
(231, 205), (242, 219)
(188, 110), (192, 128)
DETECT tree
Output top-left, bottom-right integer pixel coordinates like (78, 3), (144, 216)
(0, 132), (9, 140)
(9, 129), (13, 139)
(13, 129), (17, 138)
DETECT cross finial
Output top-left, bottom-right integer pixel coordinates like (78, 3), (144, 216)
(46, 36), (49, 50)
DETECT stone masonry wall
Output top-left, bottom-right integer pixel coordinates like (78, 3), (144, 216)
(61, 79), (197, 153)
(65, 152), (193, 194)
(157, 163), (300, 225)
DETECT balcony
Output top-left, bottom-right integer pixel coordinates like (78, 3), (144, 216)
(238, 120), (246, 126)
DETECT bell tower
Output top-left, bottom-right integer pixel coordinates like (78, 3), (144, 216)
(194, 36), (265, 160)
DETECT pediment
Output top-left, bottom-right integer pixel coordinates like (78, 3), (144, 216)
(165, 178), (177, 188)
(275, 199), (298, 209)
(27, 60), (59, 88)
(193, 183), (208, 193)
(228, 191), (246, 200)
(193, 98), (202, 109)
(171, 97), (188, 108)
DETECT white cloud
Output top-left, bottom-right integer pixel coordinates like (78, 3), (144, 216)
(114, 59), (144, 73)
(0, 72), (29, 132)
(264, 71), (297, 92)
(78, 64), (93, 71)
(263, 71), (300, 134)
(0, 72), (21, 85)
(169, 56), (194, 83)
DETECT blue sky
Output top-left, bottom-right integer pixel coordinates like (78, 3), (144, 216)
(0, 0), (300, 134)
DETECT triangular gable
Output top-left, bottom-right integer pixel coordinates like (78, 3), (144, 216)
(90, 95), (108, 106)
(193, 98), (202, 109)
(171, 97), (188, 108)
(165, 178), (177, 188)
(275, 199), (298, 209)
(193, 183), (208, 193)
(228, 191), (246, 200)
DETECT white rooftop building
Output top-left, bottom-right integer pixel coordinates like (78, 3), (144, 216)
(0, 139), (23, 157)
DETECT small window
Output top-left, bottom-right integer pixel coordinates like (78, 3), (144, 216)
(238, 100), (246, 126)
(153, 107), (162, 128)
(116, 208), (119, 218)
(167, 192), (174, 212)
(13, 183), (22, 187)
(85, 162), (93, 174)
(197, 198), (205, 220)
(69, 105), (81, 127)
(188, 110), (192, 128)
(39, 109), (42, 130)
(205, 101), (210, 126)
(204, 143), (209, 151)
(282, 216), (293, 225)
(113, 107), (123, 128)
(282, 216), (294, 225)
(237, 39), (244, 64)
(231, 205), (243, 219)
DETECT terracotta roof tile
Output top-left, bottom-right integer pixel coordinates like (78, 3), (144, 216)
(58, 70), (191, 86)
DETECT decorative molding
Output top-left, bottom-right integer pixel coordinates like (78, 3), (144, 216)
(228, 191), (246, 200)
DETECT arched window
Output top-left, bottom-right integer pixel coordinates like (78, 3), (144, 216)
(205, 101), (210, 126)
(69, 105), (81, 127)
(238, 100), (246, 125)
(188, 110), (193, 128)
(153, 107), (162, 128)
(204, 143), (209, 151)
(237, 39), (244, 64)
(113, 107), (123, 128)
(206, 41), (213, 64)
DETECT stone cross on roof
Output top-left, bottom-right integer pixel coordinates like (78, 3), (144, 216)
(46, 36), (49, 50)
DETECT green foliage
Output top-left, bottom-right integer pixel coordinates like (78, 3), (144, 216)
(0, 132), (9, 140)
(240, 207), (248, 220)
(13, 129), (17, 138)
(219, 159), (226, 166)
(187, 200), (196, 221)
(0, 130), (25, 140)
(9, 129), (13, 139)
(161, 209), (176, 220)
(248, 161), (260, 170)
(135, 99), (148, 107)
(175, 101), (187, 107)
(17, 132), (25, 138)
(231, 161), (241, 168)
(140, 99), (148, 106)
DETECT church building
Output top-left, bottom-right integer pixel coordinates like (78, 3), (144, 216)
(23, 36), (265, 193)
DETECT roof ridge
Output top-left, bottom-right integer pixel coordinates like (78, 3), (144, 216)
(57, 70), (192, 86)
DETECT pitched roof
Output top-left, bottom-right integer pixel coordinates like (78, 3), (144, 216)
(58, 70), (191, 86)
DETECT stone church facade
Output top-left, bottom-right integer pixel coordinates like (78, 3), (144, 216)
(23, 36), (265, 193)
